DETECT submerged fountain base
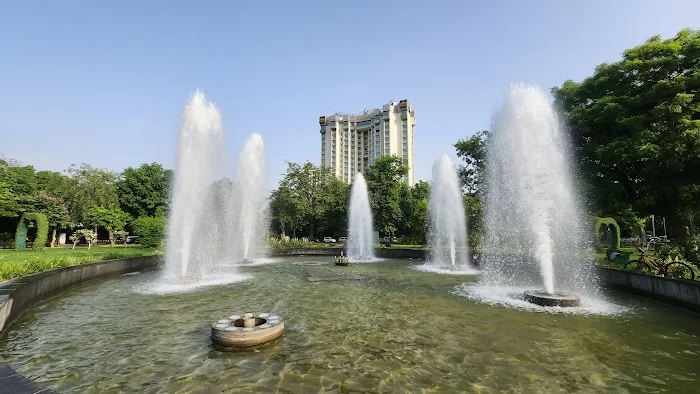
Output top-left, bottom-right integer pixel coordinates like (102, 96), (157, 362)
(523, 290), (580, 307)
(211, 312), (284, 349)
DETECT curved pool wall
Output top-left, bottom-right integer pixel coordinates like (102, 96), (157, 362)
(0, 256), (159, 334)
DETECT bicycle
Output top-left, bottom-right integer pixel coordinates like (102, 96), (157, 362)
(623, 247), (696, 280)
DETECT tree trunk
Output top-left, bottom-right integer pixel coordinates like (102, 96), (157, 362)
(72, 242), (77, 250)
(108, 229), (115, 246)
(88, 241), (92, 250)
(50, 229), (57, 248)
(664, 210), (686, 243)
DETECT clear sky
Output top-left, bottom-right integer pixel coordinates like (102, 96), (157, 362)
(1, 1), (698, 188)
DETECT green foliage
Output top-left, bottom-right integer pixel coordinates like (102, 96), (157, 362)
(269, 162), (346, 238)
(553, 29), (700, 241)
(117, 163), (172, 218)
(454, 130), (489, 194)
(64, 164), (119, 224)
(268, 236), (313, 248)
(594, 217), (621, 251)
(132, 216), (166, 248)
(464, 195), (484, 250)
(84, 207), (129, 244)
(15, 212), (49, 250)
(399, 181), (430, 244)
(364, 156), (409, 236)
(0, 181), (20, 217)
(0, 247), (155, 281)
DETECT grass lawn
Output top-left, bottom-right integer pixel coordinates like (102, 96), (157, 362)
(0, 246), (158, 282)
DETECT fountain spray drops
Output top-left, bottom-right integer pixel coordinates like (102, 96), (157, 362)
(165, 90), (226, 280)
(347, 172), (376, 262)
(232, 133), (267, 261)
(425, 155), (471, 271)
(481, 83), (594, 295)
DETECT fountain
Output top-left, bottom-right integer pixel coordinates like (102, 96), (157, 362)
(478, 83), (594, 307)
(347, 172), (376, 262)
(416, 155), (475, 274)
(231, 133), (267, 263)
(164, 90), (227, 281)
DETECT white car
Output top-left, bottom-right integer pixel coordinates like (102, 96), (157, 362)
(339, 237), (348, 243)
(323, 237), (337, 243)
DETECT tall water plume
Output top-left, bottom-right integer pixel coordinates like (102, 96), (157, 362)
(165, 90), (227, 280)
(481, 83), (594, 295)
(425, 155), (471, 271)
(347, 172), (376, 262)
(231, 133), (267, 261)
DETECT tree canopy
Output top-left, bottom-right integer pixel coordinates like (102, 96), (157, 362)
(553, 29), (700, 239)
(117, 163), (172, 218)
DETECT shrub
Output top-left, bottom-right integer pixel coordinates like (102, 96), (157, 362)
(594, 217), (620, 251)
(268, 236), (312, 248)
(132, 216), (166, 248)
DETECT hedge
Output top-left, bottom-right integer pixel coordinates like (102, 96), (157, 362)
(15, 212), (49, 250)
(594, 217), (620, 251)
(132, 216), (166, 248)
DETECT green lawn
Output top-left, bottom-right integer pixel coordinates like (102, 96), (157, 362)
(0, 246), (157, 282)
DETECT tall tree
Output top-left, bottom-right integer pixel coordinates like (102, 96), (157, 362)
(64, 164), (119, 224)
(454, 130), (489, 195)
(275, 162), (338, 238)
(117, 163), (172, 218)
(553, 29), (700, 240)
(364, 156), (409, 236)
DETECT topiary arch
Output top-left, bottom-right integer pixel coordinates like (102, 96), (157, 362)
(594, 217), (620, 251)
(15, 212), (49, 250)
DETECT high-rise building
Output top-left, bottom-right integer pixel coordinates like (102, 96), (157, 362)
(319, 100), (415, 185)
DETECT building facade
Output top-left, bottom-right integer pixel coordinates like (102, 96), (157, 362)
(319, 100), (415, 185)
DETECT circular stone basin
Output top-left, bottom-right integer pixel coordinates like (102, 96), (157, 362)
(523, 290), (581, 307)
(335, 261), (349, 266)
(211, 312), (284, 348)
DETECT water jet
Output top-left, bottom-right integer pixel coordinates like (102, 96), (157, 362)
(347, 173), (375, 262)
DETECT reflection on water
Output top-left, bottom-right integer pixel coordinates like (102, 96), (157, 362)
(0, 257), (698, 393)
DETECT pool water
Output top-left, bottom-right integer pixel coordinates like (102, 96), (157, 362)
(0, 257), (698, 393)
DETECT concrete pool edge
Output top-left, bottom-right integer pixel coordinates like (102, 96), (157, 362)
(0, 255), (161, 335)
(597, 266), (700, 313)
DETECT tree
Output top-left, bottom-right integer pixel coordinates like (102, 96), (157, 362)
(0, 181), (20, 217)
(552, 29), (700, 241)
(464, 194), (484, 250)
(84, 207), (129, 245)
(399, 181), (430, 244)
(117, 163), (172, 218)
(275, 162), (338, 238)
(454, 130), (489, 195)
(364, 156), (409, 236)
(22, 194), (72, 247)
(64, 164), (119, 224)
(0, 159), (38, 196)
(322, 178), (350, 238)
(269, 186), (300, 237)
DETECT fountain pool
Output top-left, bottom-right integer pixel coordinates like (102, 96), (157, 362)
(0, 257), (698, 393)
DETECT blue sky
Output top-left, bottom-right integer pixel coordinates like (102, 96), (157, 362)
(1, 1), (698, 188)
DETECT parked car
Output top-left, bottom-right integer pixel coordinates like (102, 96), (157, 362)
(380, 236), (398, 244)
(125, 236), (141, 244)
(339, 237), (348, 243)
(323, 237), (336, 243)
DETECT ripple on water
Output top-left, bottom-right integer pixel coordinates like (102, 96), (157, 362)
(452, 283), (630, 316)
(412, 263), (480, 276)
(133, 272), (252, 295)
